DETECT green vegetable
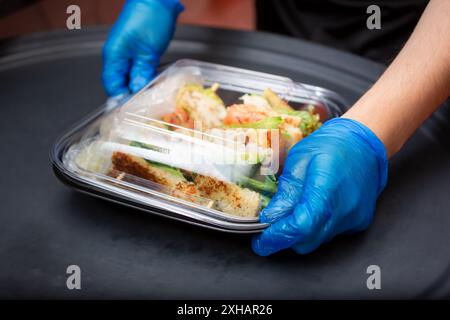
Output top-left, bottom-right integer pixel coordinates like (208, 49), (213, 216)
(284, 106), (322, 136)
(239, 151), (268, 164)
(144, 160), (185, 178)
(129, 140), (168, 154)
(260, 195), (271, 209)
(129, 141), (184, 178)
(238, 175), (278, 196)
(281, 129), (293, 139)
(176, 83), (224, 107)
(263, 88), (294, 113)
(224, 116), (283, 129)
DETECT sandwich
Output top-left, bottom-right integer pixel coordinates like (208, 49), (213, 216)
(109, 150), (263, 217)
(76, 83), (322, 218)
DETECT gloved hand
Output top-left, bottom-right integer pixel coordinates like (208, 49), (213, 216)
(102, 0), (184, 96)
(252, 117), (388, 256)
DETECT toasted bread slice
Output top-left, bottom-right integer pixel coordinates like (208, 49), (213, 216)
(111, 152), (186, 188)
(111, 152), (261, 218)
(194, 175), (261, 218)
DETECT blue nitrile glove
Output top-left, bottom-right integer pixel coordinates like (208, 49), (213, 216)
(102, 0), (184, 96)
(252, 118), (388, 256)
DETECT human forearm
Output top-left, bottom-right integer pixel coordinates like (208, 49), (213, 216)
(343, 0), (450, 157)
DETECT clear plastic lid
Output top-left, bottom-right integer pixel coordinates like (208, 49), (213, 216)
(63, 60), (344, 222)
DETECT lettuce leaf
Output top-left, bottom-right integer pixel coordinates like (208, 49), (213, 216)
(129, 141), (184, 178)
(224, 116), (283, 129)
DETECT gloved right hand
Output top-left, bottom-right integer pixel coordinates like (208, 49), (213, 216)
(102, 0), (184, 96)
(252, 118), (388, 256)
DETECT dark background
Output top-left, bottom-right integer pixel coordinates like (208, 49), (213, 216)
(1, 0), (450, 299)
(1, 26), (450, 298)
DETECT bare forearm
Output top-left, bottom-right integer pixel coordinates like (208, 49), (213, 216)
(343, 0), (450, 157)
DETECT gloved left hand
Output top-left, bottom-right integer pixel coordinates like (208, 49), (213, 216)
(252, 117), (388, 256)
(102, 0), (184, 96)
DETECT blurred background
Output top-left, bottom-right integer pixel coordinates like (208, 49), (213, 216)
(0, 0), (255, 39)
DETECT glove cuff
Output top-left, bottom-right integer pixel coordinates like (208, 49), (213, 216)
(324, 117), (388, 195)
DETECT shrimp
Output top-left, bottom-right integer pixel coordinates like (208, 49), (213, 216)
(223, 104), (277, 125)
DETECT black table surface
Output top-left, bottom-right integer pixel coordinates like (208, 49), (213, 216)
(1, 26), (450, 299)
